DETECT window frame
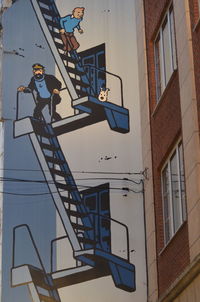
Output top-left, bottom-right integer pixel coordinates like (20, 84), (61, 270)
(154, 3), (177, 102)
(161, 141), (187, 245)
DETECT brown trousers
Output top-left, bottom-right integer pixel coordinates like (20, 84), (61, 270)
(60, 32), (80, 52)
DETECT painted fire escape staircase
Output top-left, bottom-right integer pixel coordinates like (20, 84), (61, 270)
(11, 0), (135, 301)
(30, 0), (129, 135)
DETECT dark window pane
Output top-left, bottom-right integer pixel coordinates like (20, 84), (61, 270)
(162, 165), (172, 242)
(169, 7), (177, 70)
(101, 219), (110, 229)
(85, 196), (96, 210)
(170, 152), (181, 232)
(155, 33), (163, 100)
(83, 56), (94, 65)
(98, 53), (105, 68)
(162, 16), (172, 84)
(98, 71), (105, 80)
(178, 143), (187, 220)
(100, 191), (109, 211)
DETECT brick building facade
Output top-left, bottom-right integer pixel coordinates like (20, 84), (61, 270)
(135, 0), (200, 301)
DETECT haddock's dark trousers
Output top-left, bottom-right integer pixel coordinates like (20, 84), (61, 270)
(34, 97), (61, 121)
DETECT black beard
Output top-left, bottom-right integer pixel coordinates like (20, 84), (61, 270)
(34, 74), (43, 80)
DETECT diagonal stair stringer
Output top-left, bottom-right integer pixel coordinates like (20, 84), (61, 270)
(30, 0), (78, 100)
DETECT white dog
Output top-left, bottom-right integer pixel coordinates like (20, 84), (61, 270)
(98, 88), (110, 102)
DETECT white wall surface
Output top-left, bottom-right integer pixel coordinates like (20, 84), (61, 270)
(1, 0), (147, 301)
(55, 1), (147, 301)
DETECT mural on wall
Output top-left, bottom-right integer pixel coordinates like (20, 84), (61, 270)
(59, 7), (85, 53)
(17, 63), (62, 121)
(10, 1), (136, 302)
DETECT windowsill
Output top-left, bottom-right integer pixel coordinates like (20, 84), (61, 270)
(152, 69), (178, 118)
(158, 220), (187, 256)
(193, 16), (200, 32)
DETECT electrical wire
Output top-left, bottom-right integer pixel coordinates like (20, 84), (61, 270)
(0, 175), (143, 196)
(0, 177), (143, 195)
(0, 164), (145, 196)
(0, 176), (142, 185)
(1, 186), (143, 197)
(0, 167), (145, 176)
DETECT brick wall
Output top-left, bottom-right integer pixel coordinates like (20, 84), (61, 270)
(143, 0), (190, 296)
(188, 0), (200, 133)
(158, 224), (190, 294)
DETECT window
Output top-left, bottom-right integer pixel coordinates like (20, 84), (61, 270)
(161, 142), (187, 244)
(154, 5), (177, 101)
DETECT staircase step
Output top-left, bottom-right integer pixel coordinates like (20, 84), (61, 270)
(11, 265), (56, 292)
(50, 30), (62, 40)
(56, 181), (75, 190)
(55, 41), (64, 50)
(40, 7), (54, 17)
(59, 53), (78, 64)
(38, 294), (56, 302)
(66, 209), (87, 218)
(26, 265), (53, 291)
(50, 168), (68, 178)
(71, 78), (90, 88)
(38, 0), (50, 6)
(40, 143), (59, 152)
(46, 19), (60, 29)
(60, 195), (81, 205)
(35, 128), (54, 138)
(71, 222), (93, 231)
(55, 182), (72, 191)
(75, 89), (89, 97)
(78, 237), (96, 245)
(66, 66), (85, 76)
(46, 156), (65, 165)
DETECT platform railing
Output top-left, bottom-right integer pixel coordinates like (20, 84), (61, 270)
(16, 87), (68, 121)
(83, 65), (124, 108)
(88, 212), (130, 262)
(50, 212), (130, 273)
(12, 224), (46, 272)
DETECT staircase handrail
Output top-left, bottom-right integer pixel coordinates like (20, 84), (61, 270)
(83, 65), (124, 107)
(50, 235), (68, 272)
(88, 212), (130, 262)
(50, 212), (130, 267)
(16, 89), (38, 121)
(12, 224), (46, 273)
(16, 88), (66, 121)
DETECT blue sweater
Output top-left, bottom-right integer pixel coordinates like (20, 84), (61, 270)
(60, 15), (82, 33)
(34, 76), (51, 99)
